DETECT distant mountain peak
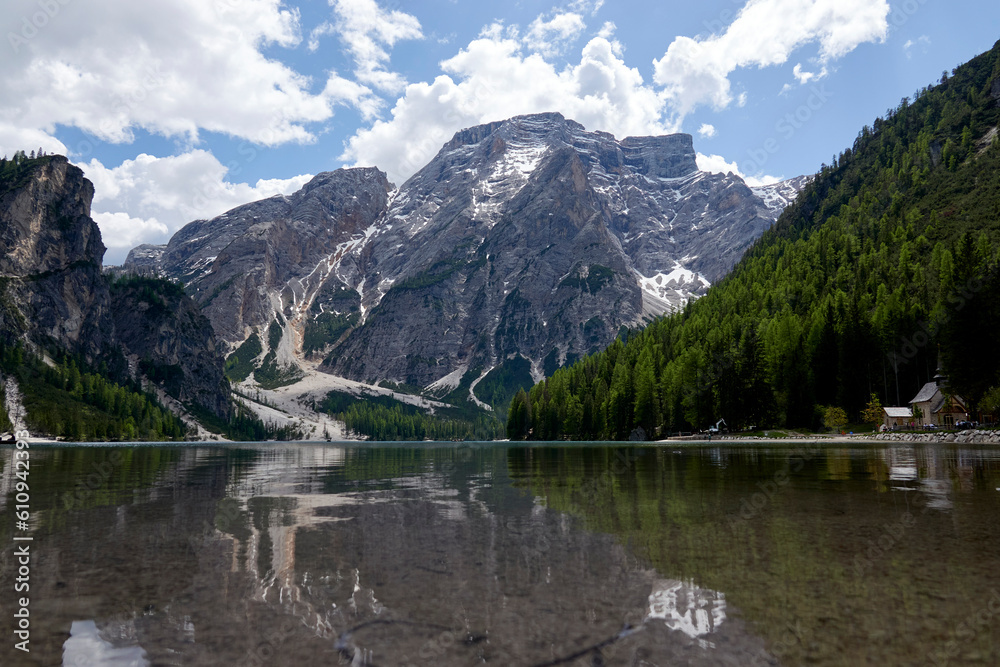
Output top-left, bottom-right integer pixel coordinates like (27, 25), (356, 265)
(124, 113), (807, 393)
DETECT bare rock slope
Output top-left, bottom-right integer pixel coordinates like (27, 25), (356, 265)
(0, 156), (229, 418)
(126, 113), (806, 395)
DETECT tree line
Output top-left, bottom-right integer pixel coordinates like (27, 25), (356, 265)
(321, 390), (504, 441)
(510, 40), (1000, 440)
(0, 340), (187, 441)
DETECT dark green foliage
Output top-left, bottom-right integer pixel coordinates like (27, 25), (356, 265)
(303, 312), (359, 356)
(376, 379), (426, 395)
(435, 366), (481, 405)
(252, 352), (303, 389)
(320, 390), (504, 441)
(0, 384), (12, 433)
(0, 341), (186, 441)
(199, 276), (236, 307)
(243, 319), (303, 389)
(309, 283), (360, 313)
(522, 40), (1000, 439)
(0, 151), (56, 196)
(225, 334), (262, 382)
(506, 388), (530, 440)
(559, 264), (615, 292)
(185, 400), (304, 441)
(107, 273), (186, 306)
(473, 356), (534, 420)
(267, 319), (283, 351)
(395, 259), (467, 291)
(138, 359), (184, 396)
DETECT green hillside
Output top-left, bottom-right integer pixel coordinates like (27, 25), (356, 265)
(512, 40), (1000, 439)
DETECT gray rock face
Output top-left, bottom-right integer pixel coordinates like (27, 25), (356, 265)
(109, 278), (230, 417)
(126, 113), (806, 391)
(128, 168), (392, 345)
(0, 157), (230, 418)
(0, 156), (111, 358)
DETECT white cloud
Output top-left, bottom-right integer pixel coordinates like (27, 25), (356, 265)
(653, 0), (889, 121)
(341, 35), (673, 185)
(568, 0), (605, 15)
(82, 151), (312, 264)
(524, 12), (587, 56)
(92, 212), (169, 255)
(0, 0), (378, 156)
(903, 35), (931, 59)
(595, 21), (623, 57)
(479, 21), (520, 41)
(308, 21), (337, 52)
(698, 123), (716, 138)
(324, 0), (424, 94)
(0, 122), (67, 158)
(696, 152), (779, 187)
(792, 63), (828, 84)
(0, 0), (374, 157)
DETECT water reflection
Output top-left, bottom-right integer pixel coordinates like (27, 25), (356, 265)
(646, 579), (726, 644)
(62, 620), (149, 667)
(0, 442), (998, 666)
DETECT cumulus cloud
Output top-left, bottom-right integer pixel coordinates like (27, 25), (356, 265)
(653, 0), (889, 120)
(597, 21), (617, 41)
(341, 34), (673, 185)
(83, 151), (312, 264)
(698, 123), (716, 138)
(696, 152), (779, 187)
(792, 63), (828, 84)
(0, 0), (372, 156)
(0, 122), (67, 158)
(524, 12), (587, 56)
(92, 212), (169, 256)
(320, 0), (424, 93)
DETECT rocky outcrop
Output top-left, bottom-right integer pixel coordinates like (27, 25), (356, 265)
(0, 156), (110, 358)
(109, 277), (230, 417)
(320, 113), (805, 386)
(125, 168), (392, 346)
(125, 113), (807, 393)
(0, 156), (230, 418)
(864, 429), (1000, 444)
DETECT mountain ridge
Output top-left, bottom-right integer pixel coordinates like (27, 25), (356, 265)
(0, 154), (231, 427)
(512, 39), (1000, 439)
(124, 112), (807, 401)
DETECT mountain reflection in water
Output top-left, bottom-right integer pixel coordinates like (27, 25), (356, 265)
(0, 442), (998, 666)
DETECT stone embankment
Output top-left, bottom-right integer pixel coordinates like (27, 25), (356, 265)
(864, 429), (1000, 444)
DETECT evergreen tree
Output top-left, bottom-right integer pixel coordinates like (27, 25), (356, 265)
(516, 39), (1000, 439)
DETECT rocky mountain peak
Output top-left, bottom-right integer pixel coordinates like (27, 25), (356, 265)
(619, 134), (698, 179)
(0, 156), (104, 276)
(0, 155), (230, 419)
(125, 114), (809, 397)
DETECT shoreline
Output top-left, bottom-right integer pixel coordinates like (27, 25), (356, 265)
(5, 434), (1000, 446)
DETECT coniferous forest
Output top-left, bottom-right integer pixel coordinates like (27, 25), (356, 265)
(510, 40), (1000, 440)
(0, 340), (187, 441)
(320, 390), (504, 441)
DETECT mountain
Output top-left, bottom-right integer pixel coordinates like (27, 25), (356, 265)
(125, 113), (805, 404)
(0, 153), (231, 431)
(0, 153), (109, 359)
(514, 39), (1000, 439)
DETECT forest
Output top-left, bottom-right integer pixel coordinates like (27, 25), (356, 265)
(510, 40), (1000, 440)
(0, 340), (187, 441)
(320, 390), (504, 441)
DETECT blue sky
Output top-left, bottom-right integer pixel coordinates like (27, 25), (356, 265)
(2, 0), (998, 264)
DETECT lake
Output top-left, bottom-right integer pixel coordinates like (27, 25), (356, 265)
(2, 441), (999, 666)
